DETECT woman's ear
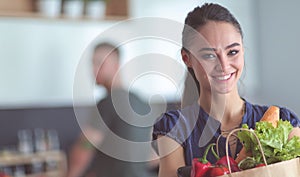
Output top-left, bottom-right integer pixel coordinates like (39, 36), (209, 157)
(181, 50), (192, 67)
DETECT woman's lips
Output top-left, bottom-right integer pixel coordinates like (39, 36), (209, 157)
(213, 72), (235, 81)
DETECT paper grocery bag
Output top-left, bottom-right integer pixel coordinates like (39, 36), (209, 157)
(219, 128), (300, 177)
(219, 157), (300, 177)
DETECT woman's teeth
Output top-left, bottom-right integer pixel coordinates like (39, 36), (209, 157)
(217, 74), (231, 81)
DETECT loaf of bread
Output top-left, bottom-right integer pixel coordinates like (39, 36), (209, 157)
(259, 105), (280, 128)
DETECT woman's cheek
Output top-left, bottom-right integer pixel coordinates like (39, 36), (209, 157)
(234, 55), (245, 77)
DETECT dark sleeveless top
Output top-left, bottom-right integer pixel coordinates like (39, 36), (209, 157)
(152, 100), (300, 165)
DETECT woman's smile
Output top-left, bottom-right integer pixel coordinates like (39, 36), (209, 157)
(209, 71), (236, 93)
(213, 72), (234, 81)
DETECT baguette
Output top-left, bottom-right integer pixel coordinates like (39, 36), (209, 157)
(235, 105), (280, 163)
(259, 105), (280, 128)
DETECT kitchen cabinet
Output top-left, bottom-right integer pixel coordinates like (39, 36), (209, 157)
(0, 0), (128, 21)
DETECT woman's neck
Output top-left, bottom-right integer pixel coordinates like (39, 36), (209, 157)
(198, 88), (244, 124)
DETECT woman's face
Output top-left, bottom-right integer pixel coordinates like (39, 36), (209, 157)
(184, 21), (244, 94)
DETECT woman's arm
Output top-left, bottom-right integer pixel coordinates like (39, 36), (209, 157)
(157, 135), (185, 177)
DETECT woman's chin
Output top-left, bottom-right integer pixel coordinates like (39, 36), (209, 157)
(211, 86), (234, 95)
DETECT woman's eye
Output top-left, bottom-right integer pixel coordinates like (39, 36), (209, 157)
(228, 50), (239, 56)
(201, 53), (216, 60)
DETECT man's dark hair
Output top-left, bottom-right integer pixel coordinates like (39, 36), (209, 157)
(94, 42), (120, 59)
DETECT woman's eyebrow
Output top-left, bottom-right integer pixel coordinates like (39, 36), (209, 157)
(225, 42), (240, 49)
(198, 43), (240, 52)
(198, 47), (216, 52)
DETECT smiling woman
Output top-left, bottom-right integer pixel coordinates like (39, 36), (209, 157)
(151, 3), (300, 177)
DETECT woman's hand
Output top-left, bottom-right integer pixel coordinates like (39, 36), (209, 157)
(288, 127), (300, 140)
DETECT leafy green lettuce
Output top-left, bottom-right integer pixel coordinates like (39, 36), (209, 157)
(237, 120), (300, 164)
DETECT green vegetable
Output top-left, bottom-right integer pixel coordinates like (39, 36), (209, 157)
(238, 120), (300, 164)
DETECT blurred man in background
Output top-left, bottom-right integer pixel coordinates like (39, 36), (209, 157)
(67, 42), (156, 177)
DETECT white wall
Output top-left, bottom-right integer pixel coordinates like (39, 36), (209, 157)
(252, 0), (300, 115)
(0, 18), (115, 108)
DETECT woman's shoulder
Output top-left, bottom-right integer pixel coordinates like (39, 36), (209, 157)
(244, 99), (300, 127)
(245, 99), (297, 116)
(245, 100), (268, 116)
(154, 107), (189, 129)
(278, 105), (300, 127)
(157, 102), (200, 123)
(153, 103), (199, 134)
(152, 103), (200, 148)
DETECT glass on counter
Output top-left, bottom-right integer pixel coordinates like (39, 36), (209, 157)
(46, 129), (60, 151)
(17, 129), (33, 154)
(34, 128), (47, 152)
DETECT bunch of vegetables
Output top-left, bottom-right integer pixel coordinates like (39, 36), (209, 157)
(237, 120), (300, 169)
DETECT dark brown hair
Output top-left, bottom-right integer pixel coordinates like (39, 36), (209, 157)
(182, 3), (243, 50)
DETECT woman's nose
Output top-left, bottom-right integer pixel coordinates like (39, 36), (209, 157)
(216, 54), (230, 72)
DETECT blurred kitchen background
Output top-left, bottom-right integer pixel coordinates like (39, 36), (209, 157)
(1, 0), (299, 110)
(0, 0), (299, 176)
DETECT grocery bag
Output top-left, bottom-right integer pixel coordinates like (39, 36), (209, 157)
(219, 128), (300, 177)
(219, 158), (300, 177)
